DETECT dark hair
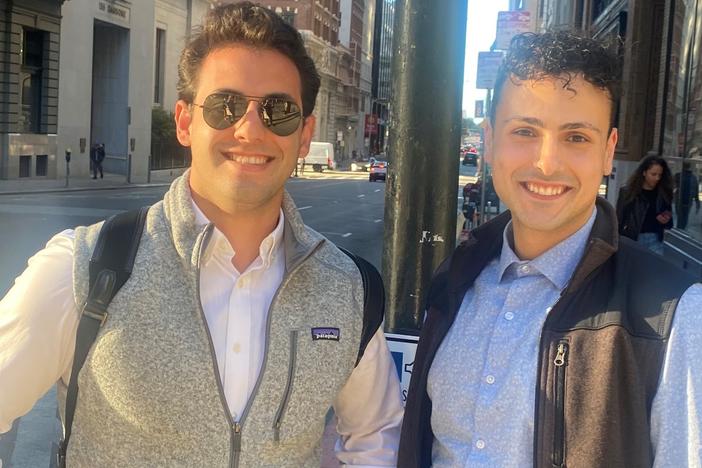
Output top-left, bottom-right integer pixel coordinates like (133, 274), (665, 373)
(622, 155), (673, 205)
(177, 2), (321, 117)
(490, 31), (621, 129)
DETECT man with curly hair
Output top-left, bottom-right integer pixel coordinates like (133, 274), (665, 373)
(399, 31), (702, 467)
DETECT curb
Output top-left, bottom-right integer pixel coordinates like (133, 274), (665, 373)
(0, 183), (172, 197)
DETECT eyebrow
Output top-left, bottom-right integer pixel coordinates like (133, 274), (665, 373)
(503, 116), (602, 134)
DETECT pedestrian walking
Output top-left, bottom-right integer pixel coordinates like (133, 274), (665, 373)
(674, 160), (700, 229)
(0, 3), (402, 467)
(399, 31), (702, 468)
(89, 143), (105, 179)
(616, 155), (673, 254)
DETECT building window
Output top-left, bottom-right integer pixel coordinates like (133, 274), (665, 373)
(154, 28), (166, 104)
(20, 29), (44, 133)
(35, 154), (48, 176)
(281, 11), (295, 26)
(19, 155), (31, 178)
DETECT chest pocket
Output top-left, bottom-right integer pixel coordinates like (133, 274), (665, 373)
(272, 328), (356, 446)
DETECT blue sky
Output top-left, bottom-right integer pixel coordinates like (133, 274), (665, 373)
(463, 0), (510, 119)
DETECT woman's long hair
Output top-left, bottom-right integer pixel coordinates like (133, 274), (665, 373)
(621, 156), (673, 205)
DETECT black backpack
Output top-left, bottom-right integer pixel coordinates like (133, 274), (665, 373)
(53, 208), (384, 467)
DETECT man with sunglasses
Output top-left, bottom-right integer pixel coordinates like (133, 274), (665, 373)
(0, 3), (402, 466)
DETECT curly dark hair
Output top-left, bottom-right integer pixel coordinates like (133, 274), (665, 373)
(177, 2), (321, 117)
(622, 155), (674, 206)
(490, 31), (621, 129)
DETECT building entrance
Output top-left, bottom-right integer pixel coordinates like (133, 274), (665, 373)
(91, 20), (129, 175)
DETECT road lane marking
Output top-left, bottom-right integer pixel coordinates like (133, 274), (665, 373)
(357, 194), (365, 198)
(374, 189), (381, 193)
(297, 205), (312, 211)
(374, 219), (383, 223)
(342, 233), (352, 237)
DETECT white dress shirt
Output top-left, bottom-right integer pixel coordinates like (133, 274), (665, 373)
(0, 201), (403, 466)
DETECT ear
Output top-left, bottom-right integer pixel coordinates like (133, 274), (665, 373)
(483, 119), (494, 166)
(603, 127), (618, 176)
(298, 115), (316, 158)
(175, 100), (193, 147)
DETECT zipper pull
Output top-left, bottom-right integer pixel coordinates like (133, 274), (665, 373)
(233, 422), (242, 451)
(554, 343), (568, 367)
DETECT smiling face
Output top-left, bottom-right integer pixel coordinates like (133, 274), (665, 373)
(175, 45), (315, 214)
(484, 75), (618, 259)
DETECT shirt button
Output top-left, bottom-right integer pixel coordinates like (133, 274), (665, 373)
(519, 264), (530, 273)
(504, 312), (515, 321)
(232, 343), (241, 353)
(476, 439), (486, 450)
(486, 375), (495, 384)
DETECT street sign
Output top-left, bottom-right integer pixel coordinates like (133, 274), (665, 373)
(496, 10), (532, 50)
(365, 114), (378, 135)
(385, 333), (419, 405)
(475, 100), (484, 118)
(476, 51), (503, 90)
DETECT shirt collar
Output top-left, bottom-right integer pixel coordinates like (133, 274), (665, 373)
(497, 207), (598, 289)
(191, 198), (285, 270)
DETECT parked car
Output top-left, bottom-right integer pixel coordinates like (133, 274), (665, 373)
(369, 160), (387, 182)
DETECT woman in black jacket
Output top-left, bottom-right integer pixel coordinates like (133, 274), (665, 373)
(616, 156), (674, 254)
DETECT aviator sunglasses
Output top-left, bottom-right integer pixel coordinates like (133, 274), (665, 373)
(192, 92), (303, 137)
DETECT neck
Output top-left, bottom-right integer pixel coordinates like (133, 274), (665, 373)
(191, 190), (282, 272)
(511, 210), (593, 261)
(642, 183), (656, 190)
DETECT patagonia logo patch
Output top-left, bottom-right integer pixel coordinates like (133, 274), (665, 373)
(311, 327), (340, 341)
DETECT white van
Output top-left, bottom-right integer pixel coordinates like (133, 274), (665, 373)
(304, 142), (336, 172)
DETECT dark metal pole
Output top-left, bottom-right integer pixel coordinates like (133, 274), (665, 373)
(383, 0), (468, 333)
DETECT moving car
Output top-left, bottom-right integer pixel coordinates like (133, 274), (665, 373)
(462, 148), (478, 166)
(369, 160), (387, 182)
(351, 156), (375, 172)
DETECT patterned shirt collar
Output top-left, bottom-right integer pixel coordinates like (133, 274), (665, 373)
(497, 207), (598, 289)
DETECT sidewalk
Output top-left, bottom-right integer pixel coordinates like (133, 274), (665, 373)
(0, 169), (183, 196)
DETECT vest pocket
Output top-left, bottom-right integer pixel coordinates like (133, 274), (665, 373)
(552, 340), (569, 467)
(273, 330), (298, 442)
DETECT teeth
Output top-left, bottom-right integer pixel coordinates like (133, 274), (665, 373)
(526, 182), (566, 196)
(231, 155), (268, 165)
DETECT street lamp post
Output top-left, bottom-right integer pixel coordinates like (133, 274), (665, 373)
(382, 0), (468, 333)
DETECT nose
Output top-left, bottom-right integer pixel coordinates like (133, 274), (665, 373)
(232, 100), (266, 143)
(534, 135), (560, 176)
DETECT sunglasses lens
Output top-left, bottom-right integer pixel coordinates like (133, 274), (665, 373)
(200, 93), (302, 136)
(201, 94), (247, 130)
(261, 99), (302, 136)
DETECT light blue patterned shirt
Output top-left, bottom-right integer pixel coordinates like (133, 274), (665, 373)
(427, 207), (702, 467)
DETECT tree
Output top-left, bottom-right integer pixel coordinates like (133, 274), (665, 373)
(462, 117), (480, 134)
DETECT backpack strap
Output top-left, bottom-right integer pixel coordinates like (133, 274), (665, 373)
(56, 207), (148, 467)
(338, 247), (386, 366)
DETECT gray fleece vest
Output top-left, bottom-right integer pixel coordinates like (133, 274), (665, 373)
(59, 174), (365, 467)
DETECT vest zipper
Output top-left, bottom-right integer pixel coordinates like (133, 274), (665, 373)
(194, 226), (239, 468)
(552, 340), (569, 467)
(273, 330), (299, 442)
